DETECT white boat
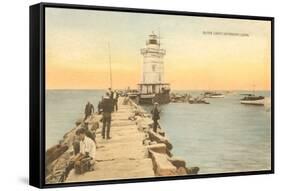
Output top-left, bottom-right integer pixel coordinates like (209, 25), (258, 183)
(203, 91), (225, 98)
(240, 94), (265, 106)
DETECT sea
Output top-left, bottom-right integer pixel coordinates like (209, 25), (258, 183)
(46, 90), (271, 174)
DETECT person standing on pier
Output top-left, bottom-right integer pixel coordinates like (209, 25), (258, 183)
(108, 88), (114, 100)
(84, 101), (94, 121)
(113, 90), (119, 111)
(151, 102), (160, 133)
(101, 92), (113, 139)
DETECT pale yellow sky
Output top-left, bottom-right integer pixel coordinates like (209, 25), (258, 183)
(46, 8), (271, 90)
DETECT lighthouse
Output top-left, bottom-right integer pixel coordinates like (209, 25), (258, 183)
(138, 32), (170, 104)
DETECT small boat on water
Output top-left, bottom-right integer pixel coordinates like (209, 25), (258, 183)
(170, 93), (189, 103)
(188, 97), (210, 104)
(170, 93), (209, 104)
(203, 91), (225, 98)
(240, 94), (265, 106)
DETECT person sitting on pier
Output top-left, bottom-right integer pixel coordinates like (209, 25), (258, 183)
(151, 102), (160, 133)
(101, 92), (114, 139)
(84, 101), (94, 121)
(74, 128), (96, 173)
(82, 122), (96, 143)
(66, 127), (96, 176)
(113, 90), (119, 111)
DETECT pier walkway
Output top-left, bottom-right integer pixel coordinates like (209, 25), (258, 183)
(66, 98), (155, 182)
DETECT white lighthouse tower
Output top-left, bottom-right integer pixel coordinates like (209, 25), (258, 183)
(138, 32), (170, 104)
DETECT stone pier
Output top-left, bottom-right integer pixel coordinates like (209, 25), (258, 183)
(46, 97), (198, 184)
(66, 99), (155, 182)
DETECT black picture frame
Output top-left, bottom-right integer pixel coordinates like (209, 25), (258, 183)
(29, 2), (274, 189)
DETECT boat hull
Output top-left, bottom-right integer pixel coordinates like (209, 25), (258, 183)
(240, 99), (265, 106)
(208, 95), (225, 98)
(189, 100), (210, 104)
(203, 92), (225, 98)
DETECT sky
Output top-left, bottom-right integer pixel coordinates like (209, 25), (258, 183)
(45, 7), (271, 90)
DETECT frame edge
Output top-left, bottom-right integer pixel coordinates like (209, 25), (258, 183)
(29, 3), (44, 188)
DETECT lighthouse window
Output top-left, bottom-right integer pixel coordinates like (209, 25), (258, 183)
(152, 65), (156, 72)
(149, 39), (157, 44)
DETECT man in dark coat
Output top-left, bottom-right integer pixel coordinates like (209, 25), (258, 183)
(101, 92), (114, 139)
(108, 88), (114, 100)
(84, 101), (94, 121)
(151, 102), (160, 133)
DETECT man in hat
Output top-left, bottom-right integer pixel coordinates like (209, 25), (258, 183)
(74, 128), (96, 171)
(68, 128), (96, 174)
(151, 102), (160, 133)
(76, 128), (96, 159)
(101, 92), (114, 139)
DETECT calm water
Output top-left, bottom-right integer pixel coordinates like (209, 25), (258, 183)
(46, 90), (271, 174)
(46, 90), (105, 149)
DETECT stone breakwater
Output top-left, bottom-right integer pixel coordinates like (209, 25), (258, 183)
(45, 97), (199, 184)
